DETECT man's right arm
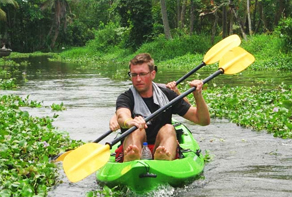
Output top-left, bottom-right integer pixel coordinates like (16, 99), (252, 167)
(116, 107), (132, 129)
(116, 91), (133, 129)
(116, 91), (148, 130)
(116, 108), (148, 130)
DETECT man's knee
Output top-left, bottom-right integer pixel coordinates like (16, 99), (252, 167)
(159, 124), (176, 136)
(126, 128), (147, 140)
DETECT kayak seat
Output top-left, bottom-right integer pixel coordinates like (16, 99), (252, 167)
(173, 122), (201, 158)
(174, 126), (185, 159)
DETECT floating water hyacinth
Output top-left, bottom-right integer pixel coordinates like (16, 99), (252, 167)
(200, 84), (292, 139)
(273, 107), (279, 112)
(43, 141), (49, 147)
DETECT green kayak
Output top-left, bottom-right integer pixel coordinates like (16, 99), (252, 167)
(96, 119), (205, 193)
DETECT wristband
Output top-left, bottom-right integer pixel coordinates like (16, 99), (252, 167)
(123, 117), (132, 128)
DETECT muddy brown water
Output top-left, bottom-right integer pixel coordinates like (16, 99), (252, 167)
(1, 57), (292, 196)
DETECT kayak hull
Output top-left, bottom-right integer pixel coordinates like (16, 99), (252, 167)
(96, 120), (204, 193)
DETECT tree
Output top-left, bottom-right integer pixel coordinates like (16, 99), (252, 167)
(176, 0), (180, 28)
(231, 4), (247, 40)
(1, 0), (292, 53)
(160, 0), (172, 39)
(40, 0), (72, 50)
(229, 0), (234, 34)
(247, 0), (252, 35)
(222, 4), (228, 38)
(275, 0), (286, 26)
(117, 0), (153, 49)
(189, 0), (194, 34)
(180, 0), (187, 29)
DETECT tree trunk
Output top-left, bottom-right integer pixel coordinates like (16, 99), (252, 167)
(231, 6), (247, 40)
(260, 1), (268, 32)
(180, 0), (187, 28)
(177, 0), (180, 28)
(275, 0), (285, 26)
(211, 10), (218, 44)
(190, 0), (194, 35)
(253, 0), (258, 32)
(255, 0), (262, 33)
(229, 0), (234, 34)
(160, 0), (172, 39)
(50, 27), (59, 49)
(247, 0), (252, 35)
(222, 5), (228, 38)
(45, 23), (54, 48)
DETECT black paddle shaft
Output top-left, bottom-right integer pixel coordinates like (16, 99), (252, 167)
(175, 61), (206, 85)
(107, 69), (223, 148)
(93, 130), (112, 143)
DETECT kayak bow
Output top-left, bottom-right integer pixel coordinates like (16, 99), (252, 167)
(96, 119), (204, 193)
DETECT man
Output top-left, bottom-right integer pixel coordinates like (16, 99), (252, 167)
(115, 53), (210, 162)
(109, 81), (188, 131)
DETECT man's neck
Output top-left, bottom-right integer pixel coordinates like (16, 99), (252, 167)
(139, 86), (153, 98)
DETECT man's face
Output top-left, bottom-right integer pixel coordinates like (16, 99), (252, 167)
(129, 63), (155, 95)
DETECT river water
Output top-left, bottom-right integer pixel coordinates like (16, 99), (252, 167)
(1, 56), (292, 197)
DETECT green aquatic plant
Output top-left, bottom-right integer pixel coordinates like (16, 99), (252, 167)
(203, 150), (213, 163)
(51, 102), (66, 111)
(87, 186), (126, 197)
(0, 94), (84, 196)
(201, 83), (292, 139)
(0, 78), (18, 90)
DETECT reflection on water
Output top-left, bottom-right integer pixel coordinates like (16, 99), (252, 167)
(2, 56), (292, 197)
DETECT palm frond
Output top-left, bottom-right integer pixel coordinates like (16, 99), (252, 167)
(0, 0), (19, 8)
(0, 8), (7, 21)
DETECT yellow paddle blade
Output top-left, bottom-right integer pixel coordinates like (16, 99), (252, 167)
(204, 34), (241, 65)
(53, 150), (73, 162)
(63, 143), (110, 182)
(219, 47), (255, 75)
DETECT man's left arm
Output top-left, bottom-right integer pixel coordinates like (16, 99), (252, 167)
(182, 80), (210, 126)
